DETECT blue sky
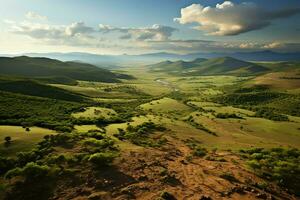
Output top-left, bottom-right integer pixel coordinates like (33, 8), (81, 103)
(0, 0), (300, 54)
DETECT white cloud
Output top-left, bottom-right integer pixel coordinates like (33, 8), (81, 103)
(263, 42), (284, 49)
(5, 16), (300, 53)
(174, 1), (300, 36)
(25, 12), (47, 20)
(99, 24), (177, 41)
(9, 21), (99, 47)
(65, 22), (95, 36)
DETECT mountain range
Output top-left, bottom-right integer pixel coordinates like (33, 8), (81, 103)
(150, 57), (269, 76)
(1, 50), (300, 67)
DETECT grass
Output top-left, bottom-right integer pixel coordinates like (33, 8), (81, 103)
(251, 71), (300, 90)
(1, 68), (299, 151)
(72, 107), (117, 119)
(139, 97), (190, 112)
(74, 125), (102, 133)
(0, 126), (57, 157)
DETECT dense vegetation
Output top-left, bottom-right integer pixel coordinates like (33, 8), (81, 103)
(214, 90), (300, 118)
(0, 91), (85, 132)
(240, 148), (300, 196)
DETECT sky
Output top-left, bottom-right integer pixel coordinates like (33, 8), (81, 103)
(0, 0), (300, 55)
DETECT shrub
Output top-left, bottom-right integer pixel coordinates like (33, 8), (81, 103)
(88, 152), (116, 167)
(115, 122), (167, 147)
(82, 138), (114, 150)
(5, 162), (50, 180)
(193, 147), (207, 157)
(0, 156), (15, 175)
(4, 136), (11, 144)
(241, 147), (300, 196)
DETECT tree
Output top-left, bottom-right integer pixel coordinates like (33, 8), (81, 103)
(4, 136), (11, 144)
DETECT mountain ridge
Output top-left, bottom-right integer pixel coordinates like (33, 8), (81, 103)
(1, 50), (300, 66)
(150, 57), (269, 75)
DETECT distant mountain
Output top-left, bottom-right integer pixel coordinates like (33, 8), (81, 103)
(151, 58), (207, 72)
(0, 56), (133, 83)
(1, 50), (300, 66)
(150, 57), (269, 76)
(185, 51), (300, 62)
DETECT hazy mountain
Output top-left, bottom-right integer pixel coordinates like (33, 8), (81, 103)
(1, 50), (299, 66)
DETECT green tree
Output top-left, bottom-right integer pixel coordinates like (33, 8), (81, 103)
(4, 136), (11, 144)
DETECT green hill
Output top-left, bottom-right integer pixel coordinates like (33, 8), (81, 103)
(151, 58), (207, 72)
(151, 57), (269, 75)
(0, 78), (87, 102)
(0, 56), (134, 83)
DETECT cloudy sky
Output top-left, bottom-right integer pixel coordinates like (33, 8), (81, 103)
(1, 0), (300, 55)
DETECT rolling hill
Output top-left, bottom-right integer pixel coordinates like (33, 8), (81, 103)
(0, 56), (134, 83)
(0, 78), (87, 102)
(151, 57), (269, 75)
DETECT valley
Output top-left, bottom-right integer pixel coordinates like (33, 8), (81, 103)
(0, 57), (299, 200)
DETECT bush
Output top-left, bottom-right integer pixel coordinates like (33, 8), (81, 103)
(5, 162), (50, 180)
(4, 136), (11, 144)
(241, 147), (300, 196)
(82, 138), (114, 150)
(114, 122), (167, 147)
(88, 152), (116, 167)
(193, 147), (207, 157)
(0, 156), (15, 175)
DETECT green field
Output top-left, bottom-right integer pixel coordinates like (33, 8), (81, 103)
(72, 107), (117, 119)
(139, 97), (190, 112)
(0, 126), (57, 156)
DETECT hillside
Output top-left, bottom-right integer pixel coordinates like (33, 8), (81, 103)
(0, 78), (87, 102)
(0, 56), (134, 83)
(151, 57), (269, 75)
